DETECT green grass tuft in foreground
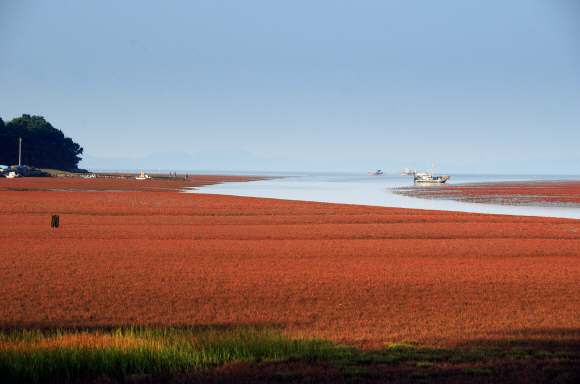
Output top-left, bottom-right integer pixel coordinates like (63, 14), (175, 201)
(1, 327), (579, 383)
(0, 327), (345, 383)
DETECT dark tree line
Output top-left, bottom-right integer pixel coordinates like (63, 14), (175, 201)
(0, 114), (83, 170)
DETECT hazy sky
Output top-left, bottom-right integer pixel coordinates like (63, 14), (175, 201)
(1, 0), (579, 164)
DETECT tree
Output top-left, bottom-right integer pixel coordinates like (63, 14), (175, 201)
(0, 115), (83, 169)
(0, 117), (17, 166)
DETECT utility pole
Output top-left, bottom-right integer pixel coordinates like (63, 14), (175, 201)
(19, 138), (22, 166)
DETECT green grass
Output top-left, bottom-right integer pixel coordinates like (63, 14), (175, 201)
(0, 327), (346, 383)
(463, 368), (491, 376)
(1, 327), (579, 383)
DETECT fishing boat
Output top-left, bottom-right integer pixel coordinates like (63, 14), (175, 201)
(401, 168), (412, 175)
(413, 165), (450, 183)
(368, 169), (384, 175)
(136, 170), (150, 180)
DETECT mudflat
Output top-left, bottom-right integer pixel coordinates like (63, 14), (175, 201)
(1, 177), (579, 383)
(393, 180), (580, 207)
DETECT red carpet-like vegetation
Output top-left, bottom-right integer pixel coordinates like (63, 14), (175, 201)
(0, 174), (262, 193)
(394, 180), (580, 206)
(1, 177), (579, 350)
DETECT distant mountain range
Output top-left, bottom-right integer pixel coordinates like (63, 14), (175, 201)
(79, 149), (580, 175)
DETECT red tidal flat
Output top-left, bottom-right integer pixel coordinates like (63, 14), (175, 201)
(0, 174), (262, 192)
(1, 178), (579, 348)
(394, 180), (580, 206)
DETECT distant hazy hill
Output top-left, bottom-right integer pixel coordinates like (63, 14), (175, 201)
(80, 149), (580, 175)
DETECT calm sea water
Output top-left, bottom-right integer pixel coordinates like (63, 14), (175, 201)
(187, 172), (580, 219)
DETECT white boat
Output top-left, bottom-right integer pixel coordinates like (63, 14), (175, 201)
(83, 173), (96, 178)
(136, 170), (150, 180)
(413, 165), (450, 183)
(401, 168), (412, 175)
(368, 169), (384, 175)
(5, 172), (21, 178)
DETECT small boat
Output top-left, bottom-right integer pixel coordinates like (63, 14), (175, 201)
(368, 169), (384, 175)
(136, 170), (151, 180)
(401, 168), (412, 175)
(5, 172), (21, 178)
(413, 165), (450, 183)
(83, 173), (96, 178)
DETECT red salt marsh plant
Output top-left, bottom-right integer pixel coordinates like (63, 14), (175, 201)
(394, 180), (580, 206)
(1, 178), (580, 382)
(1, 180), (579, 352)
(0, 173), (262, 193)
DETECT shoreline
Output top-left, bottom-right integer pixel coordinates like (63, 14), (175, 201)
(0, 173), (269, 192)
(391, 179), (580, 208)
(190, 175), (580, 220)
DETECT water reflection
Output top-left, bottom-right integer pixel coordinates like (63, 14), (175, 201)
(187, 173), (580, 220)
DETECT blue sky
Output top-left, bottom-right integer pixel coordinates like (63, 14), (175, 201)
(1, 0), (579, 165)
